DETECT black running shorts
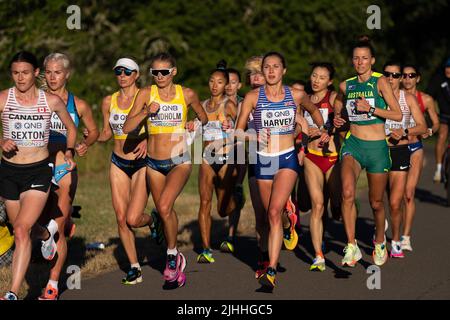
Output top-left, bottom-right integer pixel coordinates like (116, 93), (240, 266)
(0, 158), (52, 200)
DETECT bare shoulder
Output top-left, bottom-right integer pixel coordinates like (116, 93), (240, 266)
(421, 92), (434, 105)
(404, 91), (417, 103)
(244, 87), (260, 100)
(181, 86), (197, 100)
(45, 91), (64, 106)
(73, 96), (91, 113)
(339, 81), (346, 93)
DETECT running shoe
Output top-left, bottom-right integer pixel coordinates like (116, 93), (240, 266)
(121, 267), (143, 285)
(219, 238), (234, 254)
(390, 240), (405, 258)
(258, 267), (276, 289)
(283, 198), (298, 250)
(0, 291), (18, 300)
(255, 260), (270, 279)
(400, 235), (413, 252)
(341, 241), (362, 267)
(373, 242), (388, 266)
(310, 255), (326, 272)
(234, 184), (246, 210)
(433, 169), (442, 183)
(197, 249), (215, 263)
(38, 283), (59, 300)
(41, 219), (58, 261)
(150, 209), (164, 245)
(163, 252), (186, 282)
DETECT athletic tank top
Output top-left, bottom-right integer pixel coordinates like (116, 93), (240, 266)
(109, 89), (140, 140)
(304, 90), (333, 127)
(147, 84), (187, 134)
(345, 72), (387, 125)
(385, 90), (411, 135)
(1, 88), (52, 147)
(416, 91), (426, 114)
(49, 92), (80, 143)
(202, 98), (228, 141)
(253, 85), (296, 135)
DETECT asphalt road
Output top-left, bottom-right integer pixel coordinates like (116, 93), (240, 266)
(61, 142), (450, 300)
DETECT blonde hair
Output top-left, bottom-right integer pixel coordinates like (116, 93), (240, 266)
(43, 52), (71, 71)
(245, 56), (263, 73)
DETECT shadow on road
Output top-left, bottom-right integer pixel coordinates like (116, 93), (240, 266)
(415, 188), (449, 207)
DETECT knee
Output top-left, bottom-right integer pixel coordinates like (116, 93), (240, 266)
(267, 207), (281, 224)
(116, 214), (128, 229)
(370, 199), (384, 212)
(199, 199), (212, 211)
(389, 198), (402, 213)
(342, 187), (355, 203)
(311, 202), (324, 217)
(157, 202), (172, 221)
(404, 188), (415, 203)
(13, 224), (30, 245)
(126, 215), (140, 228)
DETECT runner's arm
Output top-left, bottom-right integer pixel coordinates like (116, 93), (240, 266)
(97, 96), (113, 142)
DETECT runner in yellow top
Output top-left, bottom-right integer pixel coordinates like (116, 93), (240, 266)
(123, 52), (207, 288)
(98, 57), (162, 286)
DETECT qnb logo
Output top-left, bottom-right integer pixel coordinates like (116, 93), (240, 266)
(366, 5), (381, 30)
(66, 5), (81, 30)
(366, 265), (381, 290)
(66, 265), (81, 290)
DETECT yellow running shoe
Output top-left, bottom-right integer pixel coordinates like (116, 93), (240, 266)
(283, 200), (298, 250)
(197, 249), (215, 263)
(373, 242), (388, 266)
(309, 255), (326, 272)
(258, 267), (276, 289)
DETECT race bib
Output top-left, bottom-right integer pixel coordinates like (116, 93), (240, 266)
(11, 118), (47, 147)
(109, 112), (128, 137)
(50, 112), (77, 136)
(385, 112), (411, 135)
(261, 109), (295, 134)
(304, 109), (329, 127)
(150, 104), (183, 127)
(345, 98), (376, 122)
(203, 120), (226, 141)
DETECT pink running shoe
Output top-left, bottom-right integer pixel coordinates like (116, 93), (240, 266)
(163, 252), (186, 287)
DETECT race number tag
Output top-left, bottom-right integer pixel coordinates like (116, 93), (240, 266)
(261, 109), (295, 134)
(150, 104), (183, 127)
(203, 120), (226, 141)
(345, 98), (376, 122)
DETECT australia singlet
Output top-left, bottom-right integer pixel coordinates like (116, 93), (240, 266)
(345, 72), (387, 125)
(1, 88), (52, 148)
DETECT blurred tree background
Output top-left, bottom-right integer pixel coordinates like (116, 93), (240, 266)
(0, 0), (448, 119)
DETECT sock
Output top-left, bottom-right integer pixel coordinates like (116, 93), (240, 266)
(316, 251), (324, 259)
(167, 248), (178, 256)
(437, 164), (442, 172)
(131, 263), (141, 270)
(48, 280), (58, 289)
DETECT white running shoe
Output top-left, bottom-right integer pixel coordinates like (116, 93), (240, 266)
(433, 169), (442, 183)
(41, 219), (58, 260)
(400, 235), (413, 252)
(373, 242), (388, 266)
(390, 240), (405, 258)
(341, 241), (362, 267)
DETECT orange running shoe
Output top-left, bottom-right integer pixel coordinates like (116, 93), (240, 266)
(38, 283), (58, 300)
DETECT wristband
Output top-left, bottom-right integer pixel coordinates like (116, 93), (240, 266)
(402, 128), (409, 137)
(367, 106), (376, 118)
(428, 128), (433, 136)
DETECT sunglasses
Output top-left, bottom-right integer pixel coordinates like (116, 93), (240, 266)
(114, 67), (135, 76)
(402, 73), (418, 79)
(383, 71), (402, 79)
(150, 68), (173, 77)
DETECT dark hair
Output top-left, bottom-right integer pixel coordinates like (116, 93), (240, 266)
(227, 68), (241, 83)
(310, 62), (335, 80)
(262, 51), (286, 69)
(383, 61), (402, 71)
(151, 52), (176, 68)
(9, 51), (39, 70)
(210, 59), (229, 84)
(402, 63), (421, 76)
(352, 35), (375, 57)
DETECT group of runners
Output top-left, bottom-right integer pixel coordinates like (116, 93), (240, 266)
(0, 35), (449, 299)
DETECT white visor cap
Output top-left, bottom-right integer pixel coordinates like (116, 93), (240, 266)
(113, 58), (139, 72)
